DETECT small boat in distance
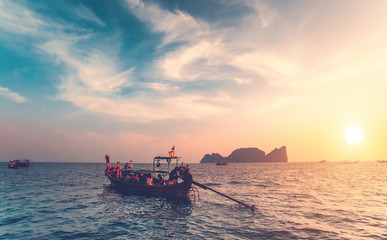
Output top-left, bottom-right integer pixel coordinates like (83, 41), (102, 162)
(216, 162), (229, 166)
(377, 160), (387, 163)
(8, 159), (30, 168)
(319, 160), (326, 163)
(105, 147), (193, 198)
(340, 160), (359, 164)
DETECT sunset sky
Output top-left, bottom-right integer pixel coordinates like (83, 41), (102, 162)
(1, 0), (387, 163)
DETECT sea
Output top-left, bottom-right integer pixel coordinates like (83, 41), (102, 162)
(0, 161), (386, 240)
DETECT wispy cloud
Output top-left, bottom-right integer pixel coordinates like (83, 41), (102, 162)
(75, 5), (105, 26)
(0, 87), (27, 103)
(125, 0), (283, 88)
(0, 0), (43, 35)
(125, 0), (211, 46)
(39, 35), (231, 122)
(40, 39), (134, 93)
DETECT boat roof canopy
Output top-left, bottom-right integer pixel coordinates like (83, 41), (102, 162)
(154, 156), (181, 160)
(153, 156), (181, 172)
(121, 168), (169, 174)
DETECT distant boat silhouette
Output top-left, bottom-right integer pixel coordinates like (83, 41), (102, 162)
(216, 162), (228, 166)
(340, 160), (359, 164)
(8, 159), (30, 168)
(319, 160), (326, 163)
(377, 160), (387, 163)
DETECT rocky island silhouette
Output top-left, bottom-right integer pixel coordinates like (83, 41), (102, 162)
(200, 146), (288, 163)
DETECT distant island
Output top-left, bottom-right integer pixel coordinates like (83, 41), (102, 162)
(200, 146), (288, 163)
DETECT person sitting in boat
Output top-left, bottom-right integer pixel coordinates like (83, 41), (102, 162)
(124, 172), (135, 184)
(154, 174), (165, 186)
(130, 172), (139, 184)
(8, 160), (15, 168)
(140, 173), (149, 185)
(114, 161), (122, 178)
(181, 166), (192, 182)
(105, 165), (114, 176)
(123, 163), (129, 169)
(146, 175), (153, 185)
(123, 171), (133, 182)
(168, 167), (179, 184)
(105, 155), (113, 176)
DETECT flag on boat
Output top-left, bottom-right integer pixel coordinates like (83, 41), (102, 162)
(169, 146), (175, 157)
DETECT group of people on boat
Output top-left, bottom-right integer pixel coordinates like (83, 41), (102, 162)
(8, 159), (30, 168)
(118, 171), (170, 186)
(105, 157), (134, 179)
(104, 156), (141, 180)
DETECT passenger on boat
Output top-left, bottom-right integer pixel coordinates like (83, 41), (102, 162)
(139, 173), (148, 185)
(130, 173), (139, 184)
(169, 167), (179, 182)
(8, 160), (15, 168)
(159, 174), (165, 185)
(154, 174), (165, 186)
(105, 165), (114, 176)
(146, 176), (153, 185)
(130, 160), (133, 168)
(123, 172), (133, 182)
(180, 166), (193, 182)
(105, 155), (112, 173)
(134, 174), (140, 184)
(114, 161), (122, 178)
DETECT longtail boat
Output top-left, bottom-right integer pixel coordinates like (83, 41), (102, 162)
(216, 162), (228, 166)
(8, 159), (30, 168)
(104, 149), (193, 198)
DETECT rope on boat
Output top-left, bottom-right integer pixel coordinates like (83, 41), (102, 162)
(192, 180), (255, 211)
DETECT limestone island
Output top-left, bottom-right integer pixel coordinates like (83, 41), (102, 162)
(200, 146), (288, 163)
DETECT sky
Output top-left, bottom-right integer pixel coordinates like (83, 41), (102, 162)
(1, 0), (387, 163)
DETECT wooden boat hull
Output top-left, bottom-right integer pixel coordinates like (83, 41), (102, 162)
(107, 175), (192, 198)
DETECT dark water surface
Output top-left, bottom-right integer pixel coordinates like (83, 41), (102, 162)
(1, 162), (386, 239)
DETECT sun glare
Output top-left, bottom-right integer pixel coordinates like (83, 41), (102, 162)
(345, 126), (362, 144)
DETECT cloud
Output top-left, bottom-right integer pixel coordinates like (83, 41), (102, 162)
(125, 0), (211, 46)
(75, 5), (105, 26)
(0, 87), (27, 103)
(158, 40), (219, 81)
(41, 39), (134, 93)
(0, 0), (43, 35)
(135, 0), (387, 93)
(0, 0), (289, 121)
(38, 35), (231, 122)
(125, 0), (281, 86)
(233, 77), (253, 85)
(3, 0), (387, 124)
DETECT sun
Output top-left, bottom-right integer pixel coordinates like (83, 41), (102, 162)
(345, 126), (362, 144)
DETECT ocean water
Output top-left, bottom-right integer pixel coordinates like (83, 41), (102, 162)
(0, 162), (386, 240)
